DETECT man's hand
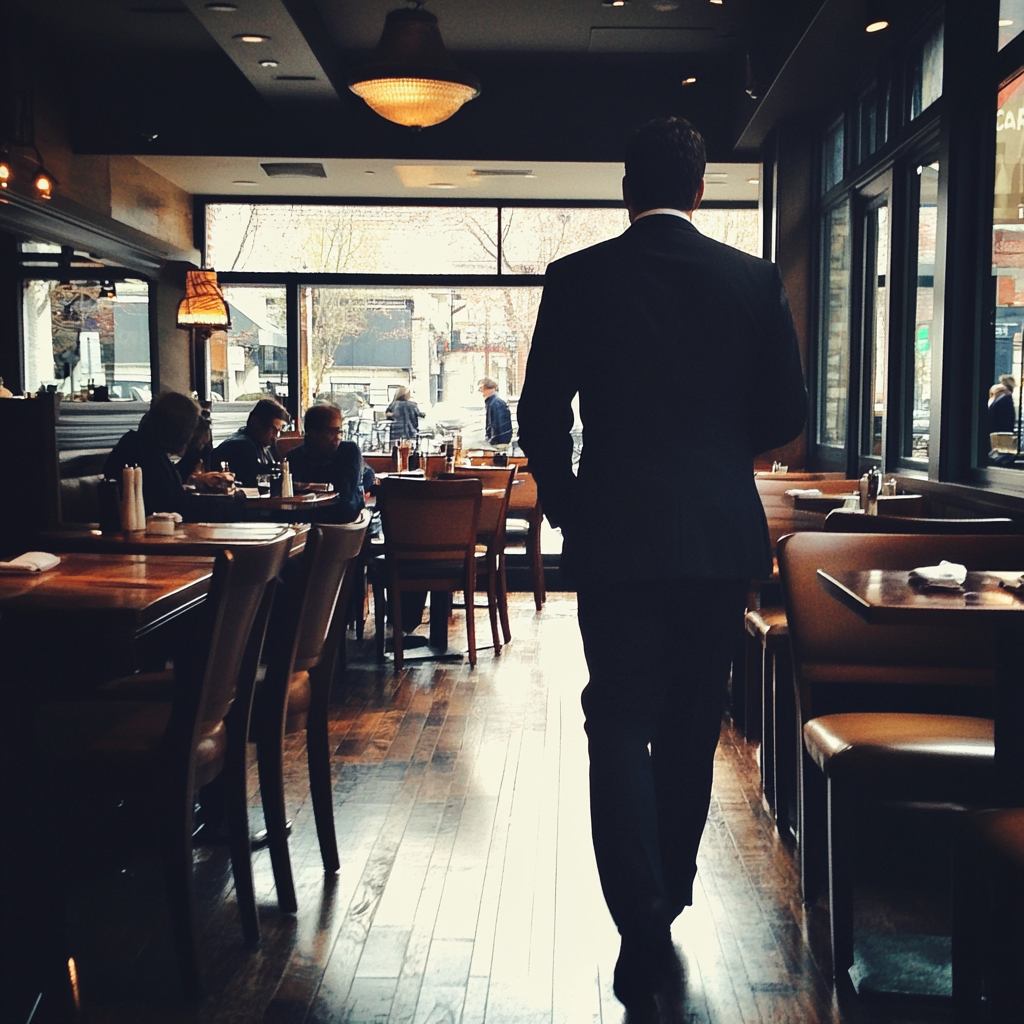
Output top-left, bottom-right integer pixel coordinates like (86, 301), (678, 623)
(191, 471), (235, 493)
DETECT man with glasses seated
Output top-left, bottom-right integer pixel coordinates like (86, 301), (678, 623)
(287, 403), (366, 524)
(212, 398), (289, 487)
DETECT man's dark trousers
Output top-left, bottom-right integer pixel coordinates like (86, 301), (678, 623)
(576, 576), (747, 937)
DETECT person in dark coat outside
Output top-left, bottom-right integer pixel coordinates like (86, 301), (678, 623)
(517, 117), (807, 1020)
(385, 386), (425, 442)
(989, 375), (1017, 434)
(478, 376), (513, 448)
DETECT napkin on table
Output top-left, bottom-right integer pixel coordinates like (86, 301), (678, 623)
(0, 551), (61, 574)
(908, 561), (968, 589)
(785, 488), (823, 497)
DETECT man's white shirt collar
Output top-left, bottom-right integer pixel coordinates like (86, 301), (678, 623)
(633, 208), (692, 223)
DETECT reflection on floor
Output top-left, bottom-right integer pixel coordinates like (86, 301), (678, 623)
(60, 593), (952, 1024)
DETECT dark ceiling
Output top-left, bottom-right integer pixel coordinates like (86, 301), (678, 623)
(3, 0), (910, 163)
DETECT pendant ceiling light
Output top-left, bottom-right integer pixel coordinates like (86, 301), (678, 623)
(348, 4), (480, 129)
(177, 270), (231, 327)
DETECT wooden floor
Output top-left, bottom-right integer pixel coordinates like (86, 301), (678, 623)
(56, 593), (953, 1024)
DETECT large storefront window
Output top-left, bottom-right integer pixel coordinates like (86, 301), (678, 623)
(989, 66), (1024, 463)
(819, 201), (852, 448)
(21, 278), (151, 400)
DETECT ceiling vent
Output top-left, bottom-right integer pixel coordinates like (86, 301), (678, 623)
(472, 169), (535, 177)
(260, 162), (327, 178)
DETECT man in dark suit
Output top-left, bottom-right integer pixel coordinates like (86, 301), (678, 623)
(517, 118), (807, 1019)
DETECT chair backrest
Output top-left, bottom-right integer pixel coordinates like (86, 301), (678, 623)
(194, 535), (294, 730)
(823, 510), (1021, 534)
(421, 453), (447, 478)
(778, 532), (1024, 714)
(439, 466), (517, 548)
(363, 454), (395, 475)
(378, 477), (482, 562)
(508, 470), (539, 513)
(293, 511), (372, 671)
(276, 434), (304, 458)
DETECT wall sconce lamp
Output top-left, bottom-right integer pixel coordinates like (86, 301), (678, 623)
(177, 270), (231, 403)
(348, 3), (480, 128)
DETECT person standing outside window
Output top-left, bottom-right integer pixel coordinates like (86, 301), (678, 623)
(385, 386), (425, 442)
(517, 117), (807, 1019)
(478, 376), (513, 449)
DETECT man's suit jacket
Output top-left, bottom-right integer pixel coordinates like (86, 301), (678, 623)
(516, 213), (807, 582)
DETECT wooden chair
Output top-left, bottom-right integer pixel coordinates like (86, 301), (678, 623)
(777, 532), (1024, 980)
(370, 477), (482, 670)
(253, 511), (371, 911)
(32, 535), (292, 997)
(275, 433), (304, 458)
(363, 454), (395, 475)
(440, 466), (517, 650)
(506, 469), (546, 611)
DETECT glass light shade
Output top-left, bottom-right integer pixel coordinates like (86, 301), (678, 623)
(350, 77), (477, 128)
(177, 270), (231, 326)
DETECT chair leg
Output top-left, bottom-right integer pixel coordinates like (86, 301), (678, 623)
(799, 748), (825, 907)
(373, 578), (386, 663)
(161, 792), (203, 998)
(306, 703), (340, 874)
(223, 726), (261, 946)
(773, 642), (796, 841)
(497, 553), (512, 644)
(760, 640), (776, 817)
(826, 775), (856, 978)
(255, 726), (298, 914)
(485, 567), (501, 653)
(465, 572), (477, 668)
(390, 580), (405, 671)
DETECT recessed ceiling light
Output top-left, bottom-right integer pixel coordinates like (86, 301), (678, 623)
(204, 2), (237, 10)
(1000, 19), (1014, 27)
(709, 0), (723, 5)
(681, 76), (697, 85)
(232, 180), (258, 185)
(602, 0), (630, 7)
(651, 0), (680, 8)
(865, 19), (888, 32)
(747, 177), (759, 185)
(234, 33), (270, 43)
(259, 59), (279, 68)
(427, 182), (457, 189)
(525, 173), (536, 179)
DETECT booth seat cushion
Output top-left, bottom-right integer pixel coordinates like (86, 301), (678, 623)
(60, 473), (104, 524)
(803, 712), (994, 800)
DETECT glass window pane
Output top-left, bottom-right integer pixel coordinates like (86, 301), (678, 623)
(21, 279), (151, 401)
(500, 208), (630, 273)
(988, 68), (1024, 465)
(907, 162), (938, 461)
(863, 203), (889, 459)
(298, 285), (542, 449)
(910, 22), (943, 120)
(206, 204), (499, 274)
(691, 208), (761, 255)
(819, 201), (852, 448)
(1000, 1), (1024, 50)
(822, 117), (845, 194)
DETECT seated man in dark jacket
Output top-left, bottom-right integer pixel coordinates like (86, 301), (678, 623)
(286, 403), (366, 524)
(212, 397), (289, 486)
(104, 391), (234, 519)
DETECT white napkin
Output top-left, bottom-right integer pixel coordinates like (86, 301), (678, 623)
(785, 488), (823, 497)
(908, 560), (968, 589)
(0, 551), (61, 574)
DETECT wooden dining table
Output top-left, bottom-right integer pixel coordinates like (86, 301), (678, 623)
(38, 521), (307, 558)
(817, 567), (1024, 805)
(0, 552), (215, 692)
(243, 490), (339, 523)
(792, 492), (927, 515)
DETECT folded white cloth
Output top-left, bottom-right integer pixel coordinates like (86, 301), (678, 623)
(908, 561), (968, 589)
(0, 551), (61, 574)
(785, 488), (823, 497)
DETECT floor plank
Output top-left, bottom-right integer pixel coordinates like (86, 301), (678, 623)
(50, 592), (954, 1024)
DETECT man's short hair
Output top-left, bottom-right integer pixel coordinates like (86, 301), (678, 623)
(139, 390), (200, 455)
(479, 377), (498, 390)
(304, 402), (341, 433)
(247, 397), (289, 430)
(624, 117), (707, 214)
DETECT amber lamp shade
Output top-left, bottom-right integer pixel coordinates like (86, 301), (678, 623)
(348, 7), (480, 128)
(176, 270), (231, 327)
